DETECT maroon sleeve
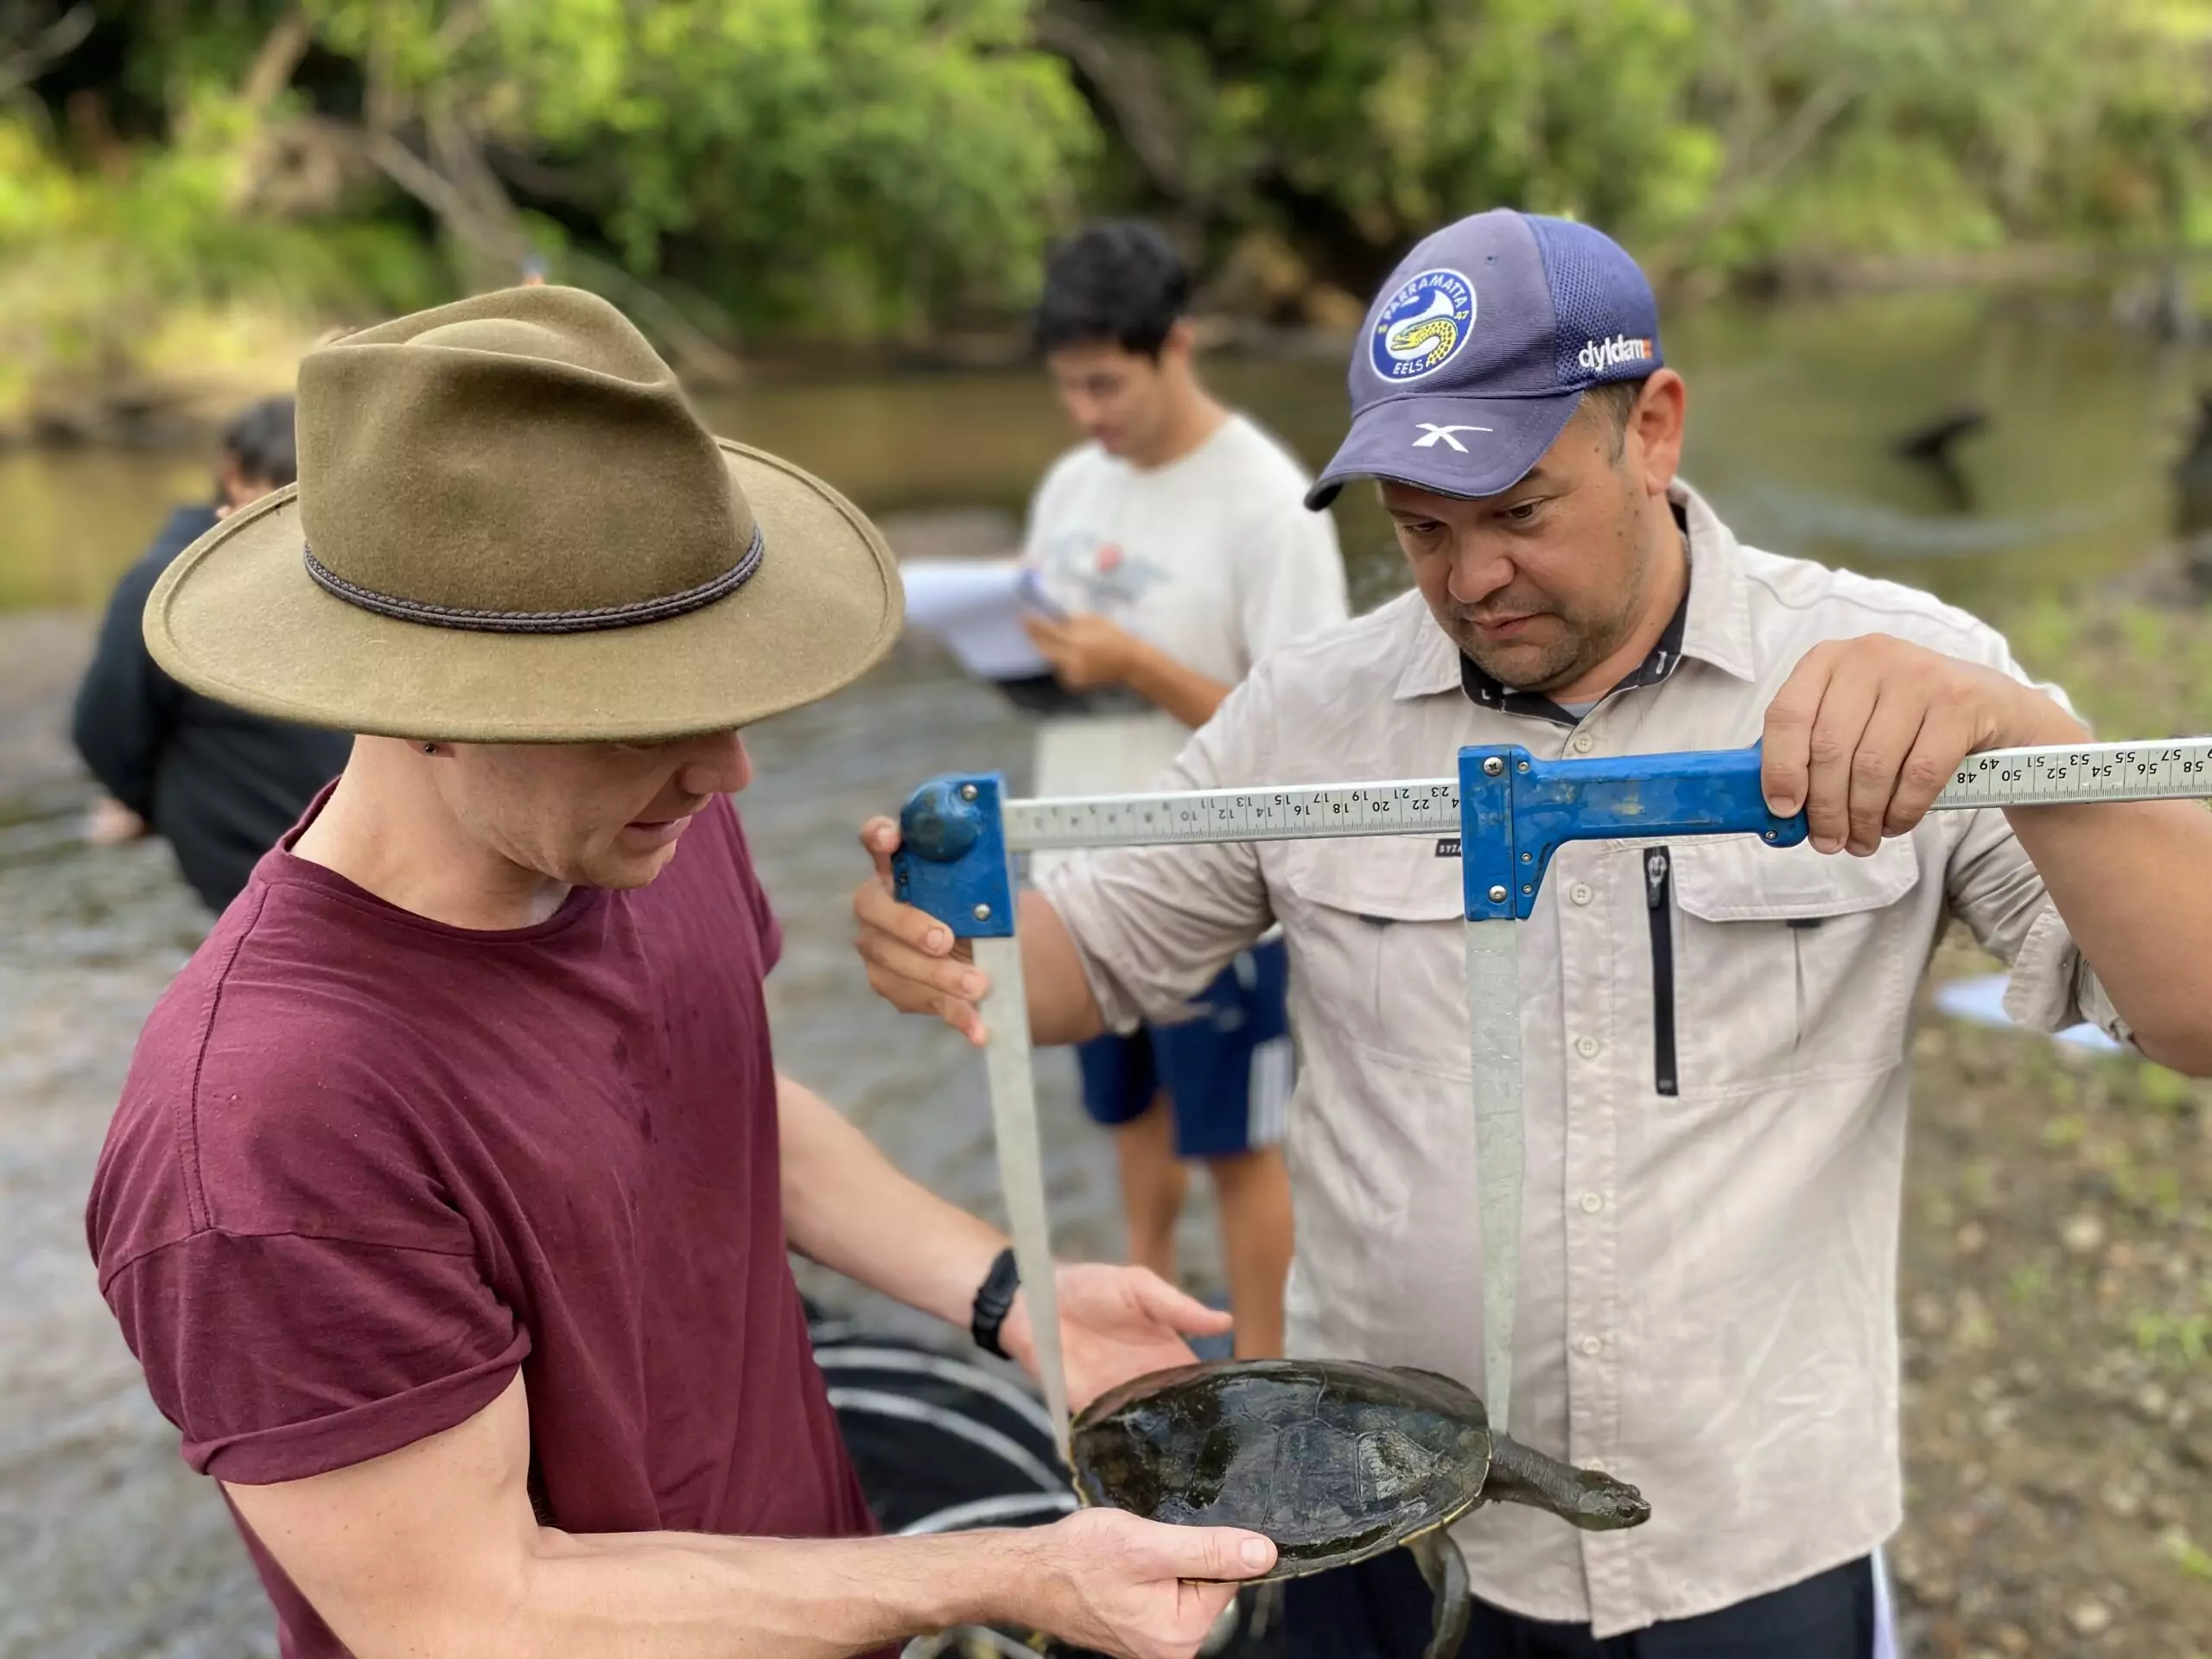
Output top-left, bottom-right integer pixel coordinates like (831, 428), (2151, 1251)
(102, 1229), (529, 1484)
(721, 797), (783, 973)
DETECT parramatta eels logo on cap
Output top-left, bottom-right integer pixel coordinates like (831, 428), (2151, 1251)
(1370, 268), (1477, 383)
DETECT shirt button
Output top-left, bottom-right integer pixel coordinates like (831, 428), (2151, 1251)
(1579, 1335), (1604, 1357)
(1574, 1035), (1601, 1059)
(1580, 1191), (1605, 1214)
(1569, 882), (1594, 906)
(1572, 732), (1594, 753)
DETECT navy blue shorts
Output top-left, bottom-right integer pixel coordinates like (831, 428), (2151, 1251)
(1074, 937), (1293, 1160)
(1263, 1547), (1879, 1658)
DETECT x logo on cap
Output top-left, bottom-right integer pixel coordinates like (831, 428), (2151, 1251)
(1412, 423), (1492, 452)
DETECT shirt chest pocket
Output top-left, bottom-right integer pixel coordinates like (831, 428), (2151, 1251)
(1661, 834), (1925, 1096)
(1274, 835), (1471, 1080)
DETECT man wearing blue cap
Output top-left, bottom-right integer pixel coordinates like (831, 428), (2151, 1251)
(854, 209), (2212, 1655)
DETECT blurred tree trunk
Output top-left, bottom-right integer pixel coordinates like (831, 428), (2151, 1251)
(0, 1), (90, 100)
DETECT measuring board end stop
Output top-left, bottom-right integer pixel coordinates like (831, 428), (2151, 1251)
(893, 775), (1017, 939)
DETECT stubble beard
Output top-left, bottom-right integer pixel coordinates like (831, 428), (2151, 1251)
(1454, 575), (1648, 695)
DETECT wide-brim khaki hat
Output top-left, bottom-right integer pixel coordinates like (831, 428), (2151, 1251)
(144, 287), (903, 743)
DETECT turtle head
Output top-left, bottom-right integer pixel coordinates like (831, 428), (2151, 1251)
(1482, 1435), (1655, 1532)
(1568, 1468), (1651, 1531)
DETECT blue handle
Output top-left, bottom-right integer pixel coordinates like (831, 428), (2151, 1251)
(891, 773), (1017, 938)
(893, 747), (1808, 935)
(1463, 742), (1809, 921)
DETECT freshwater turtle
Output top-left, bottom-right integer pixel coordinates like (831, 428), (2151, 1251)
(1069, 1359), (1650, 1658)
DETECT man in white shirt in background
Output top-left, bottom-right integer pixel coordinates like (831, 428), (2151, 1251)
(1015, 220), (1351, 1357)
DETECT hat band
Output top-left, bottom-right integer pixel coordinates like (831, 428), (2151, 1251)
(301, 527), (764, 634)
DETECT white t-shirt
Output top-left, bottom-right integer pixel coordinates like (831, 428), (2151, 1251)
(1021, 412), (1350, 810)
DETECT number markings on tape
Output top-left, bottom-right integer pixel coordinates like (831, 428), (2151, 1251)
(1946, 741), (2212, 807)
(1007, 780), (1459, 852)
(998, 739), (2212, 855)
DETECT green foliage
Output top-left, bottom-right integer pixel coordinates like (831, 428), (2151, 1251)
(2005, 1261), (2051, 1307)
(1089, 0), (2212, 284)
(1099, 0), (1712, 255)
(1700, 0), (2212, 268)
(0, 0), (1096, 414)
(9, 0), (2212, 406)
(2163, 1527), (2212, 1584)
(304, 0), (1096, 336)
(0, 92), (440, 418)
(2132, 1298), (2210, 1374)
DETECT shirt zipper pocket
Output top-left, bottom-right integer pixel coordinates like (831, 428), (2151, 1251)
(1645, 847), (1679, 1096)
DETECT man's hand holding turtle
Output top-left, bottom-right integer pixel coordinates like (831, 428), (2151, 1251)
(1761, 633), (2089, 855)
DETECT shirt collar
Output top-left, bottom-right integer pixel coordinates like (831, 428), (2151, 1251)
(1389, 475), (1758, 707)
(1672, 477), (1756, 683)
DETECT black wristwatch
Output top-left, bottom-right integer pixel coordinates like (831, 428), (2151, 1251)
(969, 1246), (1021, 1358)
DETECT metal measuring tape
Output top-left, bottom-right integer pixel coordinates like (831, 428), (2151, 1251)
(891, 736), (2212, 1458)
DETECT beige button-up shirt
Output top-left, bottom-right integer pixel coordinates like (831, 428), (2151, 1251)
(1039, 480), (2124, 1637)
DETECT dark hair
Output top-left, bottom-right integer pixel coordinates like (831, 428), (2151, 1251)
(1033, 220), (1191, 359)
(1580, 377), (1650, 460)
(222, 395), (298, 488)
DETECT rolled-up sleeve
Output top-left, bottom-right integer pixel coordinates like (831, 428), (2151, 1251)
(1940, 643), (2133, 1046)
(102, 1229), (528, 1484)
(1946, 804), (2132, 1044)
(1038, 672), (1282, 1033)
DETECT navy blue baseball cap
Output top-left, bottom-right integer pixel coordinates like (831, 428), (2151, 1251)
(1306, 208), (1663, 509)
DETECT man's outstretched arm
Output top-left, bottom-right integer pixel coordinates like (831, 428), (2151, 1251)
(225, 1372), (1273, 1659)
(777, 1072), (1234, 1408)
(1761, 633), (2212, 1075)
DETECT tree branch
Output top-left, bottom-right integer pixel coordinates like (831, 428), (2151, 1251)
(560, 249), (747, 387)
(0, 1), (92, 99)
(363, 126), (512, 249)
(1029, 0), (1193, 205)
(1645, 70), (1861, 287)
(426, 99), (523, 241)
(238, 7), (311, 112)
(362, 127), (743, 385)
(483, 142), (588, 203)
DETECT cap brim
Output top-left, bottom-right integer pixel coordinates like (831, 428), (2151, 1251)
(1305, 391), (1583, 509)
(143, 439), (905, 743)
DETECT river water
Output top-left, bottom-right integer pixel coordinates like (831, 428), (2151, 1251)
(1, 292), (2206, 1656)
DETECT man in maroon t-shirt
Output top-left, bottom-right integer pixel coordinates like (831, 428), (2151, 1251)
(86, 287), (1274, 1659)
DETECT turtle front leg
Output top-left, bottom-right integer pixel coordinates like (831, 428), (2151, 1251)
(1241, 1580), (1286, 1643)
(1408, 1529), (1471, 1659)
(1484, 1436), (1652, 1531)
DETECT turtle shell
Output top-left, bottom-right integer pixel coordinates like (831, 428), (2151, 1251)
(1068, 1358), (1493, 1580)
